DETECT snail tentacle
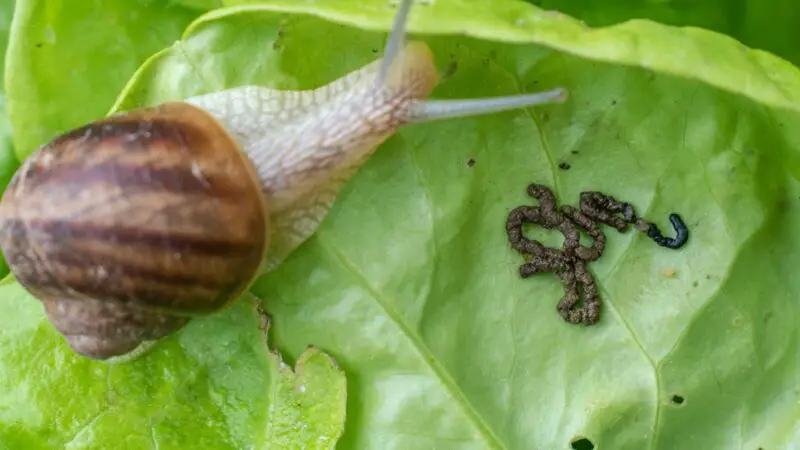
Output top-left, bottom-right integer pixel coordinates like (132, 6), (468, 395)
(408, 88), (568, 122)
(376, 0), (415, 88)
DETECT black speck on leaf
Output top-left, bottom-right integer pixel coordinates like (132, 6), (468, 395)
(558, 162), (571, 170)
(442, 62), (458, 80)
(570, 437), (595, 450)
(671, 394), (685, 405)
(467, 158), (476, 168)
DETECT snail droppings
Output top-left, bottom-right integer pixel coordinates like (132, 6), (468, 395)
(506, 183), (688, 325)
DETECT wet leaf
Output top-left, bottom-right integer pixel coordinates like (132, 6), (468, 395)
(2, 0), (798, 449)
(0, 0), (16, 277)
(525, 0), (800, 68)
(4, 0), (201, 159)
(0, 287), (347, 448)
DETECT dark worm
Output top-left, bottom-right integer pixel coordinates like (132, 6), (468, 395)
(506, 183), (689, 326)
(577, 190), (689, 249)
(641, 213), (689, 249)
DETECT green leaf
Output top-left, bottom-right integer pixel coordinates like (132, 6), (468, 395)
(0, 286), (347, 448)
(0, 136), (16, 276)
(268, 341), (348, 447)
(526, 0), (800, 69)
(4, 0), (203, 159)
(3, 0), (800, 449)
(0, 0), (16, 277)
(0, 0), (13, 81)
(176, 0), (225, 11)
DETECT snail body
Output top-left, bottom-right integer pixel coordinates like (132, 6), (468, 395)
(0, 0), (568, 360)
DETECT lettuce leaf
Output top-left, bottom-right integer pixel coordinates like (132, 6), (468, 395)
(526, 0), (800, 68)
(0, 284), (347, 448)
(4, 0), (203, 159)
(0, 0), (15, 277)
(1, 0), (798, 448)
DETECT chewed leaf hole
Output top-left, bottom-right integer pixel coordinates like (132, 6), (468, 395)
(671, 394), (685, 405)
(570, 436), (595, 450)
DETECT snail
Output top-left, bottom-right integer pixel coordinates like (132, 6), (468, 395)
(0, 0), (568, 360)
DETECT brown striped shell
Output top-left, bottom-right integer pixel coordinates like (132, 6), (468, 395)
(0, 102), (269, 359)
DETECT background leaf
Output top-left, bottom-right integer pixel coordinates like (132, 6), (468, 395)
(175, 0), (225, 11)
(4, 0), (206, 159)
(201, 0), (800, 115)
(1, 0), (799, 449)
(525, 0), (800, 68)
(0, 0), (16, 277)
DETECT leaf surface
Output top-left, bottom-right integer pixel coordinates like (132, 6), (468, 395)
(4, 0), (202, 158)
(0, 285), (347, 449)
(0, 0), (15, 277)
(526, 0), (800, 68)
(1, 1), (799, 449)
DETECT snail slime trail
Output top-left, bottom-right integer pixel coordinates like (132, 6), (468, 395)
(506, 184), (688, 325)
(0, 0), (568, 361)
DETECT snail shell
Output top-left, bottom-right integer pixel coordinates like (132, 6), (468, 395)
(0, 102), (268, 358)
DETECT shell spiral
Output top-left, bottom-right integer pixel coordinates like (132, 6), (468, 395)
(0, 102), (269, 359)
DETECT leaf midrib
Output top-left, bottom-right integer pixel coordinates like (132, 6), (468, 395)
(314, 232), (506, 450)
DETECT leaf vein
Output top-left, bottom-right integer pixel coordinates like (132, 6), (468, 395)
(316, 233), (505, 449)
